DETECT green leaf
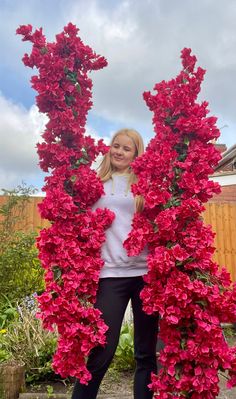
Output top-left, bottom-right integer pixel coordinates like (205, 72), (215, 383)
(66, 71), (77, 84)
(5, 308), (17, 316)
(75, 82), (81, 94)
(174, 167), (182, 176)
(72, 109), (78, 118)
(183, 136), (190, 145)
(51, 291), (58, 299)
(163, 196), (182, 209)
(65, 95), (75, 106)
(73, 157), (89, 167)
(52, 266), (62, 282)
(195, 300), (207, 307)
(176, 261), (183, 267)
(151, 222), (158, 233)
(180, 339), (186, 349)
(177, 153), (187, 162)
(40, 47), (48, 55)
(180, 390), (189, 396)
(70, 175), (77, 183)
(165, 116), (172, 125)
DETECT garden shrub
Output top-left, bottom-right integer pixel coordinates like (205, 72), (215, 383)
(0, 296), (18, 329)
(0, 302), (57, 382)
(111, 323), (135, 371)
(0, 184), (44, 311)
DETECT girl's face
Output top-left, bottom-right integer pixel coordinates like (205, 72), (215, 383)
(110, 134), (136, 173)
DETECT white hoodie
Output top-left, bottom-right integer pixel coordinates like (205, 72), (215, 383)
(93, 173), (148, 278)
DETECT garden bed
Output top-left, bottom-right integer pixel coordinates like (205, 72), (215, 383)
(22, 329), (236, 398)
(23, 370), (133, 397)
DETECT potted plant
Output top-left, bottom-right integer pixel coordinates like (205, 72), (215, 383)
(0, 347), (25, 399)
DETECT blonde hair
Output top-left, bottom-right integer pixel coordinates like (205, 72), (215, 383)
(98, 128), (144, 212)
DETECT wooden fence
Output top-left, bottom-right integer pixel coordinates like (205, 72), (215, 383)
(203, 202), (236, 282)
(0, 196), (235, 282)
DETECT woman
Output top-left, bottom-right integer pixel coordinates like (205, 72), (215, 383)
(72, 128), (158, 399)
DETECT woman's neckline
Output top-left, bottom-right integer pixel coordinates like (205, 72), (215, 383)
(111, 171), (130, 177)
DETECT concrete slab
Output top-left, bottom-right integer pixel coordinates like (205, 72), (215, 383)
(218, 391), (236, 399)
(19, 391), (236, 399)
(19, 395), (132, 399)
(19, 375), (236, 399)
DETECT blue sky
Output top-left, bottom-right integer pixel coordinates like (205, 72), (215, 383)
(0, 0), (236, 193)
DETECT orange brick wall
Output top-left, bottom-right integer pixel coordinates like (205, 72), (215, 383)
(210, 185), (236, 203)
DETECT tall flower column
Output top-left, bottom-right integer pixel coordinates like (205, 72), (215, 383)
(17, 24), (114, 383)
(124, 49), (236, 398)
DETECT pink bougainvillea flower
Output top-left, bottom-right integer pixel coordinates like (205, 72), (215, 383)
(124, 48), (236, 398)
(17, 23), (114, 382)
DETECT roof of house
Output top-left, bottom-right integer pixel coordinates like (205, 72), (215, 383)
(214, 143), (236, 172)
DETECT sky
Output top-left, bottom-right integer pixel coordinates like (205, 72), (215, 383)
(0, 0), (236, 193)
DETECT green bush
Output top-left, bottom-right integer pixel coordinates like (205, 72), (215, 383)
(0, 343), (11, 363)
(0, 296), (19, 329)
(111, 323), (135, 371)
(0, 231), (44, 304)
(0, 184), (44, 309)
(0, 302), (57, 383)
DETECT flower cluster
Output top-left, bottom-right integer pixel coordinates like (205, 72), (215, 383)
(17, 23), (114, 382)
(124, 48), (236, 398)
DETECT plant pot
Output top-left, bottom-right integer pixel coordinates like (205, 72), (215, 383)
(0, 362), (25, 399)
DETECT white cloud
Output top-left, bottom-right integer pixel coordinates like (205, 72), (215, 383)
(17, 1), (220, 150)
(66, 0), (236, 146)
(85, 125), (111, 171)
(0, 94), (47, 189)
(85, 124), (111, 146)
(0, 93), (110, 190)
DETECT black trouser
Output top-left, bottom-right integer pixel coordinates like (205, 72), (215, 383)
(72, 276), (158, 399)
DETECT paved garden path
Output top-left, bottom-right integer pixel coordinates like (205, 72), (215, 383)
(19, 372), (236, 399)
(19, 395), (132, 398)
(19, 385), (236, 399)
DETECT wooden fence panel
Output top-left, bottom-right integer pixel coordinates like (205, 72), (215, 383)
(0, 196), (50, 232)
(203, 202), (236, 282)
(1, 196), (236, 281)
